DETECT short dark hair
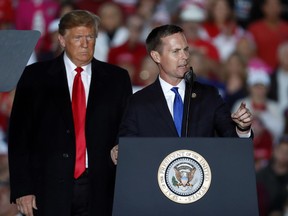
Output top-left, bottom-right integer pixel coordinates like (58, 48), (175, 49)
(145, 24), (184, 54)
(58, 10), (100, 36)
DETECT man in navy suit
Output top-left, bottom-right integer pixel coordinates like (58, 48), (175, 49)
(8, 10), (132, 216)
(111, 24), (252, 164)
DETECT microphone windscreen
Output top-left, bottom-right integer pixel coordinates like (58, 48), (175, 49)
(184, 67), (195, 86)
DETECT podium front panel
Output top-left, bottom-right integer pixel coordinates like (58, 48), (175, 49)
(113, 137), (258, 216)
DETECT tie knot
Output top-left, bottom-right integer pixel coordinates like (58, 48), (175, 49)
(75, 67), (83, 74)
(171, 87), (179, 95)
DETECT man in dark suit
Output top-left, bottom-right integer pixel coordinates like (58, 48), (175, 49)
(111, 24), (252, 164)
(8, 10), (132, 216)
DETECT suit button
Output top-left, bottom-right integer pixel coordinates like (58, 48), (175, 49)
(66, 129), (70, 134)
(63, 153), (69, 158)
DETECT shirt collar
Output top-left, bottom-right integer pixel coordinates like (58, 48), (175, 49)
(63, 53), (91, 76)
(159, 76), (186, 94)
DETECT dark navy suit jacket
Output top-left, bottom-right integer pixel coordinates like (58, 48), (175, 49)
(119, 78), (239, 138)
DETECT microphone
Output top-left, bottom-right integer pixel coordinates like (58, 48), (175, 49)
(184, 67), (195, 87)
(183, 67), (195, 137)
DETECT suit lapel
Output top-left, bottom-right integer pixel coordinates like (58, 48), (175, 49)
(183, 82), (202, 137)
(85, 59), (108, 120)
(47, 54), (74, 131)
(150, 79), (178, 136)
(182, 84), (190, 137)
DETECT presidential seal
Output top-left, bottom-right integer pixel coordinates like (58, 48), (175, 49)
(158, 149), (212, 204)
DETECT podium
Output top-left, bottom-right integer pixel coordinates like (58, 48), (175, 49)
(0, 30), (40, 92)
(113, 137), (259, 216)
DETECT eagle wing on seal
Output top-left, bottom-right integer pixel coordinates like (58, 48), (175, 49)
(188, 167), (196, 182)
(174, 167), (182, 182)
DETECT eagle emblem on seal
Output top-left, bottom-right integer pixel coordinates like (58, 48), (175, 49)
(172, 164), (196, 187)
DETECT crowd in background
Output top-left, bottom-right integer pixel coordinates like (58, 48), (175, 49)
(0, 0), (288, 215)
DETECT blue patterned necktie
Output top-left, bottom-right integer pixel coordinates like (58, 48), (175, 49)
(171, 87), (183, 137)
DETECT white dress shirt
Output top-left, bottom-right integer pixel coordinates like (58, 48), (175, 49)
(159, 76), (185, 119)
(63, 53), (91, 168)
(64, 53), (91, 104)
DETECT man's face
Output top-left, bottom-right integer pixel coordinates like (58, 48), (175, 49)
(58, 26), (96, 66)
(152, 32), (190, 85)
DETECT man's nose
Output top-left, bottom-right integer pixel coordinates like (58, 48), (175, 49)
(81, 37), (89, 47)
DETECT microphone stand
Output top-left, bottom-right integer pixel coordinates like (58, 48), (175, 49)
(184, 67), (195, 137)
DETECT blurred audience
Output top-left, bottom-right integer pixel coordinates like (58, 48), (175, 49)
(47, 1), (76, 58)
(0, 0), (15, 30)
(203, 0), (245, 61)
(134, 0), (160, 42)
(108, 14), (147, 86)
(285, 109), (288, 134)
(113, 0), (137, 16)
(47, 1), (77, 59)
(189, 49), (225, 97)
(268, 42), (288, 113)
(94, 1), (129, 61)
(222, 51), (248, 110)
(249, 0), (288, 24)
(74, 0), (109, 15)
(142, 5), (171, 39)
(235, 32), (256, 63)
(232, 63), (285, 171)
(257, 135), (288, 216)
(179, 2), (221, 81)
(15, 0), (60, 61)
(0, 133), (8, 176)
(0, 140), (20, 216)
(133, 55), (158, 92)
(0, 179), (20, 216)
(247, 0), (288, 70)
(0, 91), (14, 138)
(0, 92), (14, 215)
(235, 32), (269, 72)
(189, 49), (210, 79)
(233, 0), (253, 28)
(252, 115), (274, 171)
(233, 62), (285, 142)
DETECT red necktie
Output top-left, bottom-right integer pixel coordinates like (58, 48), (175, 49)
(72, 67), (86, 179)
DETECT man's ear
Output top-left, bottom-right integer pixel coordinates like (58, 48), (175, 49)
(150, 50), (160, 63)
(58, 34), (65, 48)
